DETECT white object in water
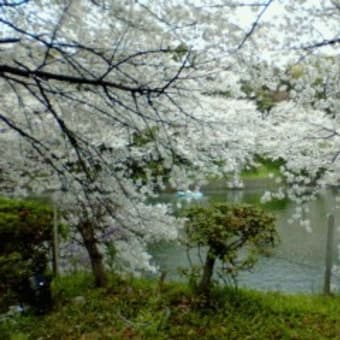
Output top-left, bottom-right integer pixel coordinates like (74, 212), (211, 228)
(176, 190), (203, 199)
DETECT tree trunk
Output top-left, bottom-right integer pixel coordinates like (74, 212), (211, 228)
(198, 247), (216, 294)
(78, 221), (107, 287)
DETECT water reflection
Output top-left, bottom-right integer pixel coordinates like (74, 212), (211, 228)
(151, 181), (340, 293)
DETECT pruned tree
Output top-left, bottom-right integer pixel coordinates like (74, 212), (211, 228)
(182, 203), (277, 297)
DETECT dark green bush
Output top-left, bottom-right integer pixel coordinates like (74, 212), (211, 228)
(0, 196), (53, 309)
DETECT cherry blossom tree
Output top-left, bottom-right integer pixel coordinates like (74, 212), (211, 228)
(0, 0), (339, 286)
(0, 0), (269, 285)
(235, 3), (340, 282)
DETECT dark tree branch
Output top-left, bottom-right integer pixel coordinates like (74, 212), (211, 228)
(0, 37), (20, 43)
(0, 111), (65, 177)
(302, 37), (340, 50)
(37, 2), (71, 70)
(0, 0), (29, 7)
(0, 64), (148, 93)
(237, 0), (273, 50)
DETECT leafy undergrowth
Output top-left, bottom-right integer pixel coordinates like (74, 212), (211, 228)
(1, 273), (340, 339)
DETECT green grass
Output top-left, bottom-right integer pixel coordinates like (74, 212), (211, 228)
(240, 192), (290, 211)
(241, 158), (282, 180)
(1, 273), (339, 339)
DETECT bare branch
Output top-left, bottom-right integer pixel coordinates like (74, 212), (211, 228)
(302, 37), (340, 50)
(237, 0), (273, 50)
(0, 64), (147, 93)
(0, 37), (20, 43)
(0, 0), (29, 7)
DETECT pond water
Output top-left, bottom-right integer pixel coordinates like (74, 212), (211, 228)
(150, 179), (340, 293)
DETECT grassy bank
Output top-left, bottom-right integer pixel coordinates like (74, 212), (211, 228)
(241, 158), (282, 180)
(1, 273), (339, 339)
